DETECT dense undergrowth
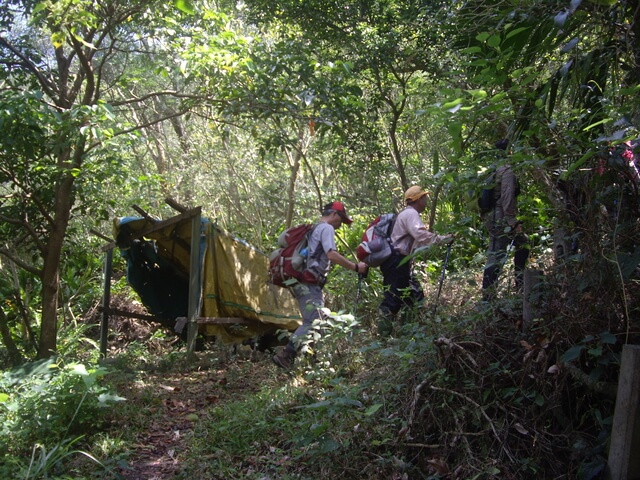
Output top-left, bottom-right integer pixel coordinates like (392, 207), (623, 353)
(1, 257), (634, 479)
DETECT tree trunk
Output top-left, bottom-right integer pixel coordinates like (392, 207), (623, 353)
(0, 305), (23, 367)
(37, 174), (75, 358)
(284, 147), (301, 228)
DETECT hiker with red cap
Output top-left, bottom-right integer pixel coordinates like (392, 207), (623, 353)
(273, 201), (368, 370)
(378, 186), (454, 335)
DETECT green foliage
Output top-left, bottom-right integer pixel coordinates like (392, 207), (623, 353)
(0, 358), (125, 457)
(6, 436), (107, 480)
(562, 331), (620, 383)
(181, 336), (410, 478)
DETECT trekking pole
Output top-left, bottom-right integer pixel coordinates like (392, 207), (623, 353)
(350, 269), (369, 338)
(432, 242), (452, 317)
(354, 274), (363, 318)
(353, 267), (369, 318)
(501, 223), (521, 289)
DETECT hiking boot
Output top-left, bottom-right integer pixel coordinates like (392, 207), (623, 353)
(272, 349), (295, 370)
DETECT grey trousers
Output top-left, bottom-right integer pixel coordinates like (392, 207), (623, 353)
(284, 282), (324, 353)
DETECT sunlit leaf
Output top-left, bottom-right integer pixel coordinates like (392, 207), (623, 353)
(98, 393), (127, 406)
(442, 98), (463, 110)
(466, 89), (487, 99)
(174, 0), (195, 15)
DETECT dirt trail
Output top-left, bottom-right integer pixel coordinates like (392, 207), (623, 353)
(108, 347), (275, 480)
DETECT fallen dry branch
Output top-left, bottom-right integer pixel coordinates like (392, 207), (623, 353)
(434, 336), (480, 368)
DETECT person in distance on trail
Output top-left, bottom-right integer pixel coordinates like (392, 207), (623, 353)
(377, 186), (454, 336)
(272, 201), (368, 371)
(481, 138), (530, 302)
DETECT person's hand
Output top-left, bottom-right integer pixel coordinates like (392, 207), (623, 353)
(355, 262), (368, 276)
(442, 234), (455, 245)
(508, 220), (523, 234)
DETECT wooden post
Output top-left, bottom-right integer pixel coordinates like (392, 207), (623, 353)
(608, 344), (640, 479)
(186, 209), (203, 358)
(553, 227), (571, 262)
(99, 248), (113, 358)
(522, 269), (543, 331)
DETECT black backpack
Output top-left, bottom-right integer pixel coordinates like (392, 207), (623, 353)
(477, 170), (497, 214)
(477, 168), (520, 214)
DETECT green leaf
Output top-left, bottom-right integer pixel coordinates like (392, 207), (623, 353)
(583, 118), (612, 132)
(0, 393), (9, 402)
(318, 436), (340, 453)
(562, 345), (584, 363)
(588, 346), (603, 357)
(466, 89), (487, 99)
(174, 0), (195, 15)
(505, 27), (530, 40)
(490, 92), (508, 103)
(599, 332), (617, 345)
(619, 85), (640, 95)
(71, 364), (89, 376)
(487, 35), (501, 48)
(560, 151), (597, 180)
(364, 404), (383, 416)
(442, 98), (463, 110)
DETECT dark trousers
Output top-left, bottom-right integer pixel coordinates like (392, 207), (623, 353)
(482, 231), (529, 299)
(379, 253), (425, 315)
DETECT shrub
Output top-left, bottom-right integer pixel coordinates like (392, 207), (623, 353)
(0, 357), (125, 457)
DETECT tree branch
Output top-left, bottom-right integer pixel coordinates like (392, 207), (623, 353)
(0, 248), (42, 277)
(0, 36), (57, 100)
(0, 212), (48, 254)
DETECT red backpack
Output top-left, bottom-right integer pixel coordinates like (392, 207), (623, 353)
(268, 224), (320, 287)
(356, 213), (397, 267)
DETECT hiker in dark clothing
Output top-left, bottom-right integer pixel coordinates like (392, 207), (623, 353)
(482, 139), (530, 301)
(272, 201), (367, 370)
(378, 186), (454, 335)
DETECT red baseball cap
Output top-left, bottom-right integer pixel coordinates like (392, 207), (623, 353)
(324, 201), (353, 224)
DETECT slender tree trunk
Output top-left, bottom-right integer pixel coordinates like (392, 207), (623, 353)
(284, 121), (312, 227)
(0, 305), (23, 366)
(284, 147), (301, 228)
(389, 110), (408, 191)
(37, 173), (75, 358)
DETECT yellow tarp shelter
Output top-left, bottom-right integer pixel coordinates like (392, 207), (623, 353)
(111, 210), (301, 344)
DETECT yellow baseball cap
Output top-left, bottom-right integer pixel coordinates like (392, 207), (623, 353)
(404, 186), (428, 203)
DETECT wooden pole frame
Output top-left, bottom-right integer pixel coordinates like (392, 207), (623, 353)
(99, 248), (113, 358)
(99, 206), (203, 358)
(186, 210), (202, 357)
